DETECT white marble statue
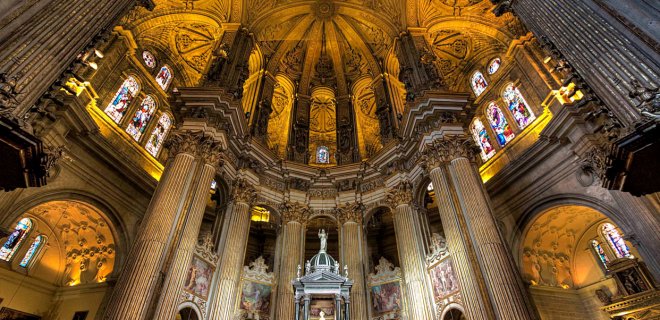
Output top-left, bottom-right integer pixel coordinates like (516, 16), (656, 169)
(319, 229), (327, 252)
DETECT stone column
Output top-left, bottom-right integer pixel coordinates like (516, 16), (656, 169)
(303, 294), (311, 320)
(427, 135), (536, 319)
(207, 179), (256, 319)
(152, 138), (222, 320)
(335, 294), (342, 319)
(275, 201), (309, 320)
(386, 182), (435, 320)
(102, 131), (203, 320)
(423, 153), (493, 320)
(337, 202), (367, 320)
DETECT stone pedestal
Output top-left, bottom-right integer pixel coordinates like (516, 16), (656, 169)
(275, 202), (309, 320)
(337, 203), (367, 320)
(207, 179), (256, 319)
(386, 182), (435, 320)
(103, 131), (214, 320)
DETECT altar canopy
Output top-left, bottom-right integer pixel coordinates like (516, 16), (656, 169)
(293, 230), (353, 320)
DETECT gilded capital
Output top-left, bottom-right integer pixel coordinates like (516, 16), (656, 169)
(165, 130), (224, 165)
(421, 135), (481, 169)
(279, 201), (311, 224)
(230, 178), (257, 205)
(335, 202), (364, 225)
(198, 135), (224, 166)
(386, 181), (414, 208)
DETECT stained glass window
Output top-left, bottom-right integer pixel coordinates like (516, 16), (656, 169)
(591, 240), (609, 268)
(19, 235), (45, 268)
(142, 51), (156, 68)
(0, 218), (33, 262)
(427, 182), (434, 191)
(316, 146), (329, 164)
(155, 65), (173, 91)
(486, 102), (515, 147)
(470, 71), (488, 97)
(104, 76), (140, 124)
(471, 118), (496, 161)
(145, 113), (172, 156)
(601, 223), (632, 259)
(488, 58), (501, 74)
(502, 84), (536, 129)
(126, 95), (156, 141)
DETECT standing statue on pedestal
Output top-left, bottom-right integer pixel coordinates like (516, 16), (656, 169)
(319, 229), (327, 252)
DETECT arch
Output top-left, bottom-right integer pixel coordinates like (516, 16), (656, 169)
(145, 112), (173, 157)
(19, 234), (46, 268)
(266, 74), (295, 158)
(600, 222), (632, 259)
(125, 95), (157, 142)
(364, 205), (392, 226)
(440, 304), (467, 320)
(351, 75), (383, 159)
(155, 64), (174, 91)
(103, 75), (141, 124)
(177, 302), (202, 320)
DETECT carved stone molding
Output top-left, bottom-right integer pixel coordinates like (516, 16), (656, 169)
(242, 256), (275, 283)
(628, 79), (659, 120)
(367, 257), (401, 284)
(426, 233), (449, 266)
(386, 181), (414, 208)
(422, 135), (480, 169)
(165, 130), (224, 166)
(278, 201), (311, 224)
(196, 232), (219, 265)
(334, 202), (364, 225)
(198, 135), (224, 166)
(231, 178), (257, 205)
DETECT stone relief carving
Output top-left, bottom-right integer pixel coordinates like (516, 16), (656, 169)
(279, 201), (311, 224)
(231, 178), (257, 204)
(196, 232), (219, 265)
(426, 233), (449, 265)
(386, 181), (414, 208)
(243, 256), (275, 283)
(628, 79), (659, 121)
(334, 202), (364, 224)
(367, 257), (401, 284)
(422, 135), (481, 169)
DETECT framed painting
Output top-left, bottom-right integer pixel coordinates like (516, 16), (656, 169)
(370, 281), (403, 315)
(238, 280), (272, 314)
(183, 255), (214, 300)
(428, 257), (459, 300)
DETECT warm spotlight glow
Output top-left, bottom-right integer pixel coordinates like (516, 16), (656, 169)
(251, 206), (270, 222)
(87, 61), (98, 70)
(94, 49), (104, 58)
(543, 56), (552, 64)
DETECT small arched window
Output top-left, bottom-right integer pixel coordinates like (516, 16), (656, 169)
(142, 51), (156, 69)
(155, 65), (173, 91)
(19, 235), (46, 268)
(470, 71), (488, 97)
(145, 113), (172, 157)
(502, 84), (535, 129)
(427, 182), (434, 192)
(316, 146), (330, 164)
(488, 58), (501, 74)
(126, 95), (157, 141)
(104, 76), (140, 124)
(0, 218), (33, 262)
(486, 102), (515, 147)
(471, 118), (496, 161)
(591, 239), (609, 268)
(601, 223), (632, 259)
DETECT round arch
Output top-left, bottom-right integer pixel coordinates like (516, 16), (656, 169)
(440, 303), (467, 320)
(177, 301), (202, 320)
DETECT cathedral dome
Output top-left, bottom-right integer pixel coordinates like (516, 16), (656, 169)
(309, 251), (336, 273)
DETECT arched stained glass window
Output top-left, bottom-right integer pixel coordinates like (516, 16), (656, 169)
(19, 235), (45, 268)
(502, 84), (535, 129)
(591, 239), (609, 268)
(104, 76), (140, 124)
(601, 223), (632, 259)
(0, 218), (33, 261)
(470, 71), (488, 97)
(427, 182), (434, 191)
(316, 146), (329, 164)
(155, 65), (173, 91)
(142, 51), (156, 69)
(486, 102), (515, 147)
(126, 95), (156, 141)
(471, 118), (496, 161)
(145, 113), (172, 156)
(488, 58), (501, 74)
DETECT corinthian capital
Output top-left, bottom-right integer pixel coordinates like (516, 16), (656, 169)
(165, 131), (224, 163)
(278, 201), (311, 224)
(335, 202), (364, 225)
(197, 135), (224, 166)
(422, 135), (480, 169)
(386, 181), (414, 208)
(231, 178), (257, 205)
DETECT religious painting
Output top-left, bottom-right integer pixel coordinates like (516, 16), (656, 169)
(104, 76), (140, 124)
(502, 84), (535, 129)
(0, 307), (41, 320)
(316, 146), (330, 164)
(486, 102), (515, 147)
(488, 57), (501, 74)
(370, 281), (402, 314)
(470, 71), (488, 97)
(309, 300), (334, 319)
(125, 95), (156, 141)
(429, 258), (459, 300)
(470, 118), (496, 161)
(155, 66), (173, 91)
(239, 280), (272, 314)
(183, 255), (214, 299)
(601, 223), (632, 259)
(0, 218), (32, 262)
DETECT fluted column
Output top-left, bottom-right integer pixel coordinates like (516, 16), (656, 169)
(275, 201), (309, 320)
(208, 179), (256, 319)
(152, 139), (222, 320)
(337, 203), (367, 320)
(103, 131), (203, 320)
(386, 182), (435, 320)
(426, 136), (536, 320)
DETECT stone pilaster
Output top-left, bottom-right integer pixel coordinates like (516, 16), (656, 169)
(275, 201), (310, 320)
(336, 202), (367, 320)
(152, 138), (222, 320)
(427, 135), (536, 319)
(103, 131), (206, 320)
(386, 182), (435, 320)
(208, 178), (256, 319)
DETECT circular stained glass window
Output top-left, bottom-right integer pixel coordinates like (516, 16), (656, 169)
(142, 51), (156, 68)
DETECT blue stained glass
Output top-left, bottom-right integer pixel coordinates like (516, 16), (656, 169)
(316, 146), (329, 164)
(502, 84), (535, 129)
(155, 66), (173, 91)
(145, 113), (172, 157)
(104, 77), (140, 124)
(0, 218), (33, 261)
(126, 95), (156, 141)
(591, 240), (609, 268)
(19, 235), (45, 268)
(601, 223), (632, 259)
(471, 71), (488, 97)
(486, 102), (515, 147)
(471, 118), (496, 161)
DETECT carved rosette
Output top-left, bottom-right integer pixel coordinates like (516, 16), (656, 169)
(278, 201), (311, 224)
(422, 135), (481, 169)
(165, 131), (224, 165)
(231, 178), (257, 205)
(335, 202), (364, 225)
(386, 181), (414, 208)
